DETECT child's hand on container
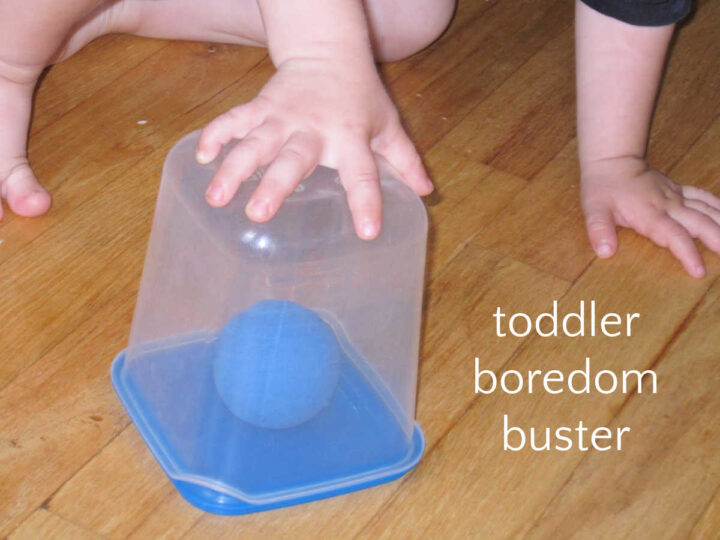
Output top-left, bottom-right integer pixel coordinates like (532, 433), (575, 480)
(195, 58), (434, 240)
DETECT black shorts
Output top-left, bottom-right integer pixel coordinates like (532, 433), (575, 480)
(580, 0), (692, 26)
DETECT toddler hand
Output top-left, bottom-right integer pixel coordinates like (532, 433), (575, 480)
(580, 157), (720, 278)
(195, 57), (433, 240)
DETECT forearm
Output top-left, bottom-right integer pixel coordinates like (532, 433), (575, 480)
(575, 0), (674, 168)
(257, 0), (375, 67)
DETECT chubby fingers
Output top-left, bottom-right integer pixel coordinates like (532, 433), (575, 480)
(682, 198), (720, 227)
(648, 213), (705, 278)
(205, 121), (286, 207)
(196, 100), (266, 164)
(376, 125), (434, 196)
(339, 141), (382, 241)
(246, 132), (322, 222)
(668, 205), (720, 256)
(681, 185), (720, 211)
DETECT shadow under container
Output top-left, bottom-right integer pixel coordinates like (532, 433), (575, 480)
(111, 131), (428, 515)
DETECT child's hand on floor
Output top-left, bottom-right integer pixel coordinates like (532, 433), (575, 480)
(195, 58), (433, 240)
(580, 156), (720, 278)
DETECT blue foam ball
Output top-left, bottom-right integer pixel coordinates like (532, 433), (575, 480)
(213, 300), (342, 429)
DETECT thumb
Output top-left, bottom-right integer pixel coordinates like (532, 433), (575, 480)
(583, 201), (617, 258)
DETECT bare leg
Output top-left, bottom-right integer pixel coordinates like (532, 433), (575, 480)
(85, 0), (455, 61)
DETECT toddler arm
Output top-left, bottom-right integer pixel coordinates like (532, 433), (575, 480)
(575, 0), (720, 277)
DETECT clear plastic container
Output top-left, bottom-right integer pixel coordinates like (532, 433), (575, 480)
(111, 131), (427, 515)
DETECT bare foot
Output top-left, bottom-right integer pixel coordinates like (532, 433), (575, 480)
(0, 71), (52, 220)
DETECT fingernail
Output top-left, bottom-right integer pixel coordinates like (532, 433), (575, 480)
(693, 265), (705, 278)
(361, 220), (379, 239)
(247, 199), (269, 220)
(423, 178), (435, 192)
(196, 150), (211, 164)
(597, 243), (612, 257)
(206, 184), (224, 203)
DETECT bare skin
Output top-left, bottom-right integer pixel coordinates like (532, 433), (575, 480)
(3, 0), (717, 269)
(576, 0), (720, 277)
(0, 0), (455, 236)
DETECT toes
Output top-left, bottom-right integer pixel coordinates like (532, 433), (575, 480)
(3, 162), (52, 217)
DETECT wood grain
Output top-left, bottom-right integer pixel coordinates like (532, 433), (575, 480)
(2, 0), (718, 537)
(8, 509), (101, 540)
(526, 277), (720, 539)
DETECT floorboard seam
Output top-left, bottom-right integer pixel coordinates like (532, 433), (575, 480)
(0, 272), (139, 393)
(31, 40), (172, 145)
(354, 280), (577, 538)
(688, 482), (720, 534)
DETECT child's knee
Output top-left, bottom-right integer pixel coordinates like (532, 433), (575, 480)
(367, 0), (457, 62)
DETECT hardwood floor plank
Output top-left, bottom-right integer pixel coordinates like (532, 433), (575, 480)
(438, 27), (575, 180)
(48, 428), (177, 539)
(471, 140), (592, 282)
(32, 35), (168, 134)
(126, 492), (203, 540)
(689, 486), (720, 540)
(645, 0), (720, 171)
(381, 0), (497, 85)
(0, 285), (135, 536)
(423, 147), (527, 280)
(671, 114), (720, 193)
(389, 0), (573, 154)
(8, 509), (101, 540)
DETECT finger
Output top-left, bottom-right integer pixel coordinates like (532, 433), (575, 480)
(582, 201), (617, 258)
(339, 143), (382, 241)
(647, 214), (705, 278)
(376, 126), (433, 195)
(683, 198), (720, 227)
(668, 205), (720, 255)
(205, 121), (286, 207)
(196, 100), (266, 164)
(247, 132), (322, 222)
(681, 185), (720, 211)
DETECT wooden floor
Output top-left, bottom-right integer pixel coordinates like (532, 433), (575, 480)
(2, 0), (719, 538)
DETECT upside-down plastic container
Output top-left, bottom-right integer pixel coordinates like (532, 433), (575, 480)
(111, 131), (427, 515)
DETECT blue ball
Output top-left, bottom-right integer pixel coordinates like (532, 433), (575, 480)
(213, 300), (342, 429)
